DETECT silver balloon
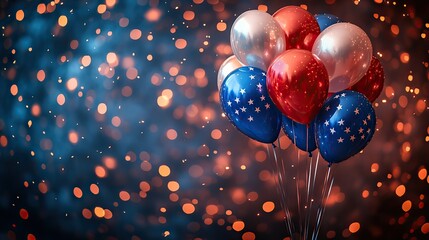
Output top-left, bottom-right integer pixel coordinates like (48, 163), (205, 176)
(230, 10), (286, 70)
(217, 55), (244, 90)
(312, 22), (373, 93)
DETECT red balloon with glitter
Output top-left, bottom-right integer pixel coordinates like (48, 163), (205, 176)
(267, 49), (329, 124)
(273, 6), (321, 50)
(350, 56), (385, 102)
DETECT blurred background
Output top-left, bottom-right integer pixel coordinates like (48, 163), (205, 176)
(0, 0), (428, 239)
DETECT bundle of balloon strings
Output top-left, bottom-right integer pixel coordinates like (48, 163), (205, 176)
(218, 5), (384, 240)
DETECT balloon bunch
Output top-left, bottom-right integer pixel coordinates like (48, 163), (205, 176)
(218, 6), (384, 239)
(219, 6), (384, 164)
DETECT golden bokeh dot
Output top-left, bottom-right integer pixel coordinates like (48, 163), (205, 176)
(158, 165), (171, 177)
(90, 183), (100, 194)
(130, 29), (142, 40)
(421, 222), (429, 234)
(262, 201), (275, 213)
(73, 187), (83, 198)
(119, 191), (131, 201)
(66, 78), (78, 91)
(37, 70), (45, 82)
(82, 208), (92, 219)
(10, 84), (18, 96)
(183, 11), (195, 21)
(167, 181), (180, 192)
(97, 103), (107, 114)
(211, 129), (222, 140)
(232, 220), (245, 232)
(206, 204), (218, 215)
(349, 222), (360, 233)
(58, 15), (68, 27)
(94, 207), (105, 218)
(395, 185), (406, 197)
(175, 39), (187, 49)
(242, 232), (256, 240)
(57, 94), (66, 105)
(166, 129), (177, 140)
(81, 55), (91, 67)
(182, 203), (195, 214)
(402, 200), (412, 212)
(16, 10), (24, 21)
(217, 22), (227, 31)
(68, 131), (79, 144)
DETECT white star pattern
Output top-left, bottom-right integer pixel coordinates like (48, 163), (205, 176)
(363, 119), (367, 125)
(227, 101), (232, 106)
(334, 95), (340, 99)
(338, 119), (344, 126)
(344, 127), (351, 133)
(240, 88), (246, 94)
(325, 106), (331, 111)
(337, 137), (344, 143)
(324, 120), (329, 126)
(249, 67), (254, 71)
(354, 108), (360, 115)
(234, 97), (240, 103)
(248, 116), (253, 122)
(358, 128), (364, 134)
(337, 104), (343, 110)
(240, 106), (247, 112)
(260, 95), (266, 101)
(248, 99), (254, 105)
(235, 109), (239, 115)
(367, 128), (371, 134)
(350, 135), (356, 141)
(367, 114), (371, 120)
(330, 128), (336, 134)
(341, 93), (346, 97)
(262, 72), (266, 76)
(256, 83), (262, 89)
(265, 103), (270, 109)
(249, 75), (255, 80)
(255, 107), (260, 113)
(361, 135), (365, 140)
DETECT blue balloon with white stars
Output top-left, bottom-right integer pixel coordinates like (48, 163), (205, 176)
(282, 115), (317, 153)
(220, 66), (282, 143)
(315, 14), (342, 31)
(315, 90), (376, 163)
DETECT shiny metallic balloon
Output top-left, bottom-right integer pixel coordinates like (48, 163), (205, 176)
(217, 55), (243, 90)
(312, 22), (373, 93)
(230, 10), (286, 71)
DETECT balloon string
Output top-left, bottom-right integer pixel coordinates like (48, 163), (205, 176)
(311, 165), (334, 240)
(302, 126), (309, 240)
(304, 150), (313, 240)
(292, 121), (303, 236)
(314, 175), (334, 240)
(267, 144), (294, 238)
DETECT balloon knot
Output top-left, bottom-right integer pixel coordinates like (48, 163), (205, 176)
(328, 162), (333, 167)
(272, 143), (277, 148)
(308, 152), (312, 157)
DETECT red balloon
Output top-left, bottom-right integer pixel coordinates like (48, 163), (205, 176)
(273, 6), (320, 51)
(267, 50), (329, 124)
(349, 56), (384, 102)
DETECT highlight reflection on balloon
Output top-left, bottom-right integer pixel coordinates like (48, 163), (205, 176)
(230, 10), (286, 70)
(273, 6), (320, 50)
(217, 55), (244, 90)
(312, 22), (373, 93)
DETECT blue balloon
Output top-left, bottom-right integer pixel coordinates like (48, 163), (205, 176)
(315, 90), (376, 163)
(315, 14), (341, 31)
(282, 115), (317, 153)
(220, 66), (282, 143)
